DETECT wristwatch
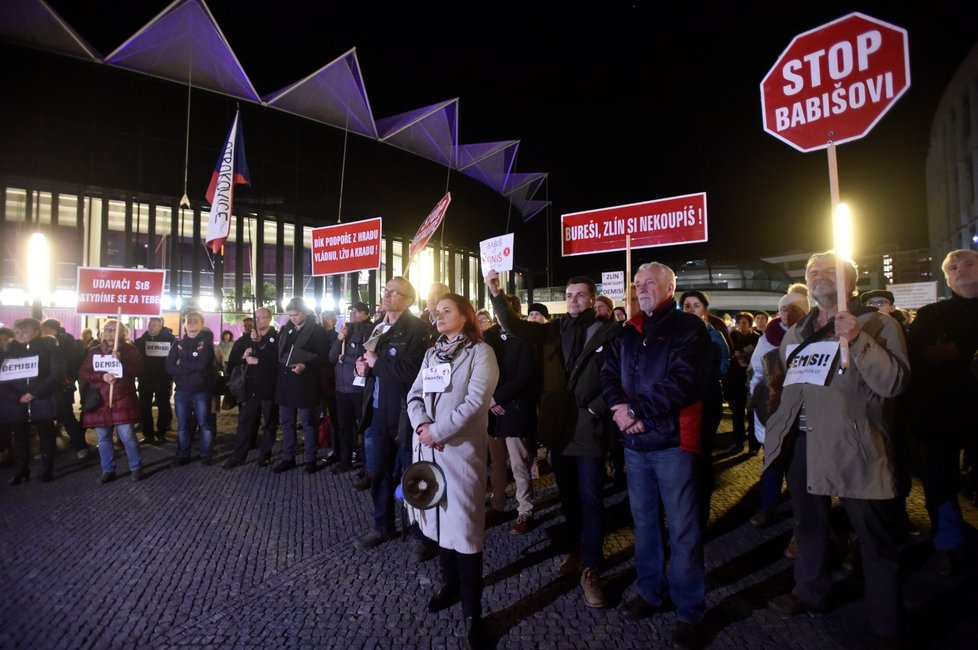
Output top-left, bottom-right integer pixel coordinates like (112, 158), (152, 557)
(626, 407), (636, 419)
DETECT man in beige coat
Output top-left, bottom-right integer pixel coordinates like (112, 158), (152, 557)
(762, 252), (910, 646)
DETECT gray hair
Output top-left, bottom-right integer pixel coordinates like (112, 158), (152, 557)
(635, 262), (676, 289)
(941, 249), (978, 275)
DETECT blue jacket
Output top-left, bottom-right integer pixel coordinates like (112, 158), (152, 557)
(601, 301), (710, 453)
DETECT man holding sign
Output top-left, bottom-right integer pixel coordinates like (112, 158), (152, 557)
(761, 252), (909, 645)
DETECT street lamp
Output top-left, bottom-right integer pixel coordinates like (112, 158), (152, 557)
(26, 232), (50, 305)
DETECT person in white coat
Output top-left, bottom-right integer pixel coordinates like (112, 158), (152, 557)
(407, 293), (499, 650)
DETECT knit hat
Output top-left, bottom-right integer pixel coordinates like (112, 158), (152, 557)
(779, 292), (810, 313)
(528, 302), (550, 319)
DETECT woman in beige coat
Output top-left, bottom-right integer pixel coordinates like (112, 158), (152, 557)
(407, 293), (499, 650)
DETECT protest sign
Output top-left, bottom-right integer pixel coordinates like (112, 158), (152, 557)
(76, 267), (166, 316)
(407, 193), (452, 266)
(887, 281), (938, 309)
(311, 218), (382, 276)
(480, 233), (514, 275)
(601, 271), (626, 300)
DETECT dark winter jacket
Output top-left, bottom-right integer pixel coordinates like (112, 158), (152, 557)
(165, 331), (216, 394)
(0, 335), (65, 424)
(228, 328), (279, 402)
(488, 330), (539, 438)
(134, 328), (176, 389)
(276, 319), (331, 409)
(78, 341), (144, 427)
(601, 302), (711, 454)
(329, 321), (371, 395)
(491, 294), (620, 457)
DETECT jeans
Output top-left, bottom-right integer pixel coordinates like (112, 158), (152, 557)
(922, 440), (966, 551)
(552, 453), (605, 569)
(368, 408), (399, 533)
(279, 407), (318, 464)
(174, 391), (213, 459)
(96, 423), (141, 473)
(625, 446), (705, 624)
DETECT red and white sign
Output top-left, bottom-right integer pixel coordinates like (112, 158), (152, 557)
(761, 12), (910, 152)
(408, 193), (452, 264)
(311, 218), (382, 276)
(480, 233), (515, 275)
(561, 193), (707, 257)
(76, 267), (166, 316)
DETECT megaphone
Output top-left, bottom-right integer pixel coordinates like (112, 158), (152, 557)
(401, 461), (447, 510)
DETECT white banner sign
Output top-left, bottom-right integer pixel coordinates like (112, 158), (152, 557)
(93, 354), (124, 378)
(886, 281), (938, 309)
(480, 233), (515, 275)
(784, 341), (840, 387)
(144, 341), (172, 358)
(601, 271), (626, 300)
(0, 356), (39, 382)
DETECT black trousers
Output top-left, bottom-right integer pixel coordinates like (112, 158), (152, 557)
(12, 420), (57, 477)
(139, 384), (172, 437)
(334, 391), (363, 467)
(785, 431), (901, 636)
(439, 547), (484, 618)
(695, 402), (723, 532)
(231, 398), (278, 461)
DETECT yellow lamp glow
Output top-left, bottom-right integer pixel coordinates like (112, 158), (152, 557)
(833, 202), (853, 261)
(26, 232), (50, 304)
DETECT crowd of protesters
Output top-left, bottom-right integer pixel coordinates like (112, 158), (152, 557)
(1, 247), (977, 650)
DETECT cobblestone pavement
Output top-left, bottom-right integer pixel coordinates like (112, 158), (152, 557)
(1, 412), (976, 649)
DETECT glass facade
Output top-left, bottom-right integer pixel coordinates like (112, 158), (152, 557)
(0, 181), (494, 319)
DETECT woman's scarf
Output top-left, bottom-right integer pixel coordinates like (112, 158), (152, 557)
(433, 333), (470, 364)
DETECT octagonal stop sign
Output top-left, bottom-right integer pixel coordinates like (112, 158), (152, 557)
(761, 12), (910, 152)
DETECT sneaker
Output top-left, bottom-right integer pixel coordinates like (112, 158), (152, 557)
(99, 472), (117, 484)
(580, 567), (606, 608)
(354, 529), (394, 550)
(510, 513), (532, 535)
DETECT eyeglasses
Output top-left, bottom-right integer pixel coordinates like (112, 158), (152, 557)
(382, 288), (409, 298)
(866, 299), (891, 307)
(477, 318), (491, 324)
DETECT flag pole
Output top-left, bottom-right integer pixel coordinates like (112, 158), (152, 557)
(827, 144), (849, 369)
(625, 235), (632, 316)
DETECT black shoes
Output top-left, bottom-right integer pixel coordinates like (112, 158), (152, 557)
(768, 593), (825, 616)
(411, 539), (438, 563)
(223, 458), (244, 470)
(257, 456), (272, 467)
(273, 459), (296, 473)
(354, 529), (395, 550)
(353, 473), (372, 491)
(132, 468), (144, 482)
(465, 616), (488, 650)
(171, 456), (190, 468)
(427, 585), (460, 612)
(331, 463), (353, 475)
(99, 472), (117, 484)
(200, 457), (215, 467)
(304, 462), (320, 475)
(619, 595), (658, 621)
(9, 472), (29, 486)
(672, 621), (702, 650)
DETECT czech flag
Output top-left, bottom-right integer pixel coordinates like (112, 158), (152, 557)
(204, 110), (251, 254)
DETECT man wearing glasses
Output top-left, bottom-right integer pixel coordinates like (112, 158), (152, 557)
(354, 277), (428, 554)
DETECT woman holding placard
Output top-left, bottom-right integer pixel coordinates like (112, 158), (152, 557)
(406, 294), (499, 650)
(79, 319), (145, 483)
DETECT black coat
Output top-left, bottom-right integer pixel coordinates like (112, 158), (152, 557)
(329, 320), (371, 395)
(134, 329), (176, 388)
(488, 331), (539, 438)
(228, 328), (279, 401)
(491, 294), (620, 457)
(276, 320), (331, 409)
(0, 336), (64, 424)
(360, 311), (428, 446)
(601, 304), (711, 453)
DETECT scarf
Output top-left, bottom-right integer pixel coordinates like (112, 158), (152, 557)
(561, 308), (596, 372)
(433, 333), (470, 364)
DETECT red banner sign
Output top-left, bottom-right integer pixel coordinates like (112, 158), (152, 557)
(76, 267), (166, 316)
(561, 193), (708, 256)
(311, 218), (383, 276)
(408, 193), (451, 264)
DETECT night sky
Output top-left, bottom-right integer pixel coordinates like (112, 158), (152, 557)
(44, 1), (978, 279)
